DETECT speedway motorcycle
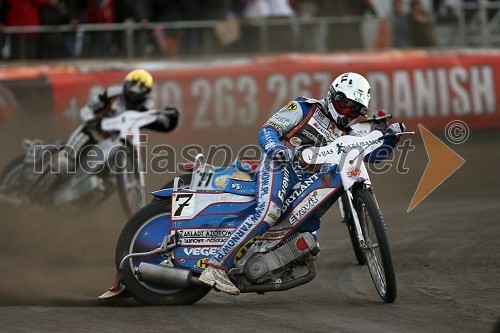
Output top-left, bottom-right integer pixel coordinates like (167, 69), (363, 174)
(0, 109), (172, 217)
(158, 113), (392, 263)
(100, 127), (413, 305)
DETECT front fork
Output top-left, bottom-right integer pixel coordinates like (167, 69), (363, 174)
(134, 146), (147, 208)
(339, 187), (366, 249)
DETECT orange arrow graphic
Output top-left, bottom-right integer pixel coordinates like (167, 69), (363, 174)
(408, 124), (466, 212)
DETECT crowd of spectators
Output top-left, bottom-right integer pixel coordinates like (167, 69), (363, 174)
(0, 0), (442, 60)
(390, 0), (438, 48)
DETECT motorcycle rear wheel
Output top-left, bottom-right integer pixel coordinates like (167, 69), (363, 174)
(116, 200), (211, 305)
(354, 188), (397, 303)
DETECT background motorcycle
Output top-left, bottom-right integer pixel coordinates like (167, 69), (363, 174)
(101, 128), (413, 305)
(0, 109), (172, 217)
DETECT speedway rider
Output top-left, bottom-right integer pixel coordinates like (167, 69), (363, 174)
(199, 72), (406, 295)
(59, 69), (179, 172)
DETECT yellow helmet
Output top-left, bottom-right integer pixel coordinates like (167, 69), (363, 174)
(123, 69), (153, 105)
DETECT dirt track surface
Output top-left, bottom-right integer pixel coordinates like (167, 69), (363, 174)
(0, 124), (499, 333)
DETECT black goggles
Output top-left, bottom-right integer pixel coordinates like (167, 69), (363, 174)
(332, 92), (368, 117)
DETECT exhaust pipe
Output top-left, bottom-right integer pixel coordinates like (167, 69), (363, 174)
(135, 262), (206, 289)
(239, 262), (316, 293)
(136, 261), (316, 293)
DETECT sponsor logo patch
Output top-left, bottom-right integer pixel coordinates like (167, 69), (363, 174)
(347, 167), (362, 179)
(233, 236), (258, 264)
(289, 191), (319, 225)
(196, 258), (208, 269)
(353, 90), (365, 103)
(263, 230), (285, 238)
(178, 228), (233, 245)
(290, 136), (302, 147)
(285, 101), (298, 110)
(183, 247), (218, 256)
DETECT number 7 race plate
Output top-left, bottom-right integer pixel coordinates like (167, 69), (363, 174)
(172, 193), (196, 218)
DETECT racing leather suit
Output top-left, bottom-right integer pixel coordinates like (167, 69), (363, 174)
(207, 97), (399, 270)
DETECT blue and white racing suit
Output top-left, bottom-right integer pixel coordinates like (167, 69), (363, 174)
(207, 97), (400, 271)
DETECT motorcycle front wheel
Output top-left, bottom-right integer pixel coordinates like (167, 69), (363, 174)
(116, 200), (211, 305)
(116, 148), (146, 217)
(354, 188), (397, 303)
(341, 192), (366, 266)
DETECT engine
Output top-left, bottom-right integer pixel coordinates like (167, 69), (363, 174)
(243, 232), (320, 283)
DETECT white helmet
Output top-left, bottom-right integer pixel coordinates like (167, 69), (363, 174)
(326, 72), (371, 129)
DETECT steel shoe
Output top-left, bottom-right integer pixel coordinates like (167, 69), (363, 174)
(199, 266), (240, 295)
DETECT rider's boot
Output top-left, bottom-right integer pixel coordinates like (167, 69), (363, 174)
(199, 266), (240, 295)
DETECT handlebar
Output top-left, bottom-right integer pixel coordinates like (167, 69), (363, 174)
(378, 131), (415, 140)
(359, 113), (393, 123)
(161, 108), (179, 116)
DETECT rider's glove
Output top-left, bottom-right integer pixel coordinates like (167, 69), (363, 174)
(372, 110), (389, 132)
(152, 107), (180, 132)
(163, 106), (179, 119)
(161, 107), (180, 131)
(388, 122), (406, 134)
(157, 113), (171, 128)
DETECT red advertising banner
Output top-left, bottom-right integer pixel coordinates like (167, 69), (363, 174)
(40, 50), (500, 141)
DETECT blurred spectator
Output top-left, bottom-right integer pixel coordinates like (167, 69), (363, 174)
(86, 0), (116, 57)
(149, 0), (181, 57)
(4, 0), (47, 59)
(317, 0), (377, 51)
(230, 0), (248, 18)
(433, 0), (460, 23)
(390, 0), (412, 48)
(149, 0), (201, 57)
(407, 0), (437, 47)
(201, 0), (227, 20)
(115, 0), (153, 57)
(240, 0), (295, 54)
(199, 0), (227, 54)
(66, 0), (86, 23)
(39, 0), (70, 59)
(243, 0), (294, 19)
(238, 0), (271, 54)
(292, 0), (321, 52)
(294, 0), (318, 18)
(86, 0), (114, 24)
(63, 0), (87, 58)
(0, 0), (7, 23)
